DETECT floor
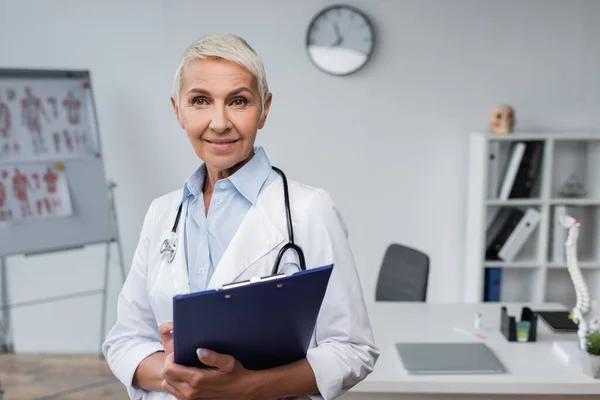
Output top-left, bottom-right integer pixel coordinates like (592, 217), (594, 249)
(0, 354), (127, 400)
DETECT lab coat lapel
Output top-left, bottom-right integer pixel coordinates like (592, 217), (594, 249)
(208, 184), (284, 289)
(170, 199), (190, 294)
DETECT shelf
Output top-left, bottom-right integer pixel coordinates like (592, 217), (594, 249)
(485, 261), (540, 268)
(547, 261), (600, 269)
(484, 132), (600, 141)
(485, 261), (600, 269)
(482, 132), (600, 141)
(549, 198), (600, 206)
(487, 198), (600, 206)
(465, 132), (600, 304)
(486, 199), (542, 206)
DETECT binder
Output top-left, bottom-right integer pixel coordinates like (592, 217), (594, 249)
(484, 268), (502, 302)
(172, 264), (333, 370)
(485, 208), (524, 260)
(497, 207), (541, 261)
(508, 141), (544, 199)
(498, 143), (526, 200)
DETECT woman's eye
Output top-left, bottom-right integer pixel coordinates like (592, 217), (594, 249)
(192, 97), (207, 106)
(231, 97), (247, 106)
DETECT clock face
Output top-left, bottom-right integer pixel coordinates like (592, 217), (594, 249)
(306, 5), (375, 76)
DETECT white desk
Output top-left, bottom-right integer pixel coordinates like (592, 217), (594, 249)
(343, 303), (600, 400)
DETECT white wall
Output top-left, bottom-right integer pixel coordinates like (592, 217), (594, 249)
(1, 0), (600, 353)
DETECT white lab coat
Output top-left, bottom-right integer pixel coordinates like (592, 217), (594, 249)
(102, 173), (380, 400)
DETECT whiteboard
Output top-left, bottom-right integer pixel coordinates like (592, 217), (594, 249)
(0, 69), (112, 256)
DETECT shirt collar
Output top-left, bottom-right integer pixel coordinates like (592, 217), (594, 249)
(183, 164), (205, 201)
(182, 146), (272, 205)
(229, 146), (272, 204)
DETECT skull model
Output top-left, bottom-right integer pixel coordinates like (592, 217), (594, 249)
(489, 104), (515, 135)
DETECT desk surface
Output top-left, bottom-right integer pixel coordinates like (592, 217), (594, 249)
(352, 303), (600, 395)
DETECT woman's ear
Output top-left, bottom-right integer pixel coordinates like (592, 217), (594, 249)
(170, 96), (184, 129)
(258, 92), (273, 130)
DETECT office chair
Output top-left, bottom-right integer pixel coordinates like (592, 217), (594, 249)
(375, 243), (430, 302)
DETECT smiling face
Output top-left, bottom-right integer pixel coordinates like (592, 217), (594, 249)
(171, 57), (272, 176)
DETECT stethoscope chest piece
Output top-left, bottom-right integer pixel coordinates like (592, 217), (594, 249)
(160, 233), (177, 263)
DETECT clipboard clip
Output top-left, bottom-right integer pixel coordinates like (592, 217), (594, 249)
(220, 273), (287, 290)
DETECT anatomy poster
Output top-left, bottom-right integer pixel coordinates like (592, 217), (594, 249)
(0, 169), (17, 222)
(0, 78), (99, 164)
(0, 163), (73, 222)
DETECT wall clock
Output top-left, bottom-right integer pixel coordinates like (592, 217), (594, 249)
(306, 4), (375, 76)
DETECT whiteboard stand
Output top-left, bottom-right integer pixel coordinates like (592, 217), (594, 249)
(99, 180), (126, 353)
(0, 256), (14, 353)
(0, 257), (10, 400)
(0, 180), (127, 356)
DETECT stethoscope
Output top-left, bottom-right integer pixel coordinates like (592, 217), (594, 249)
(160, 166), (306, 276)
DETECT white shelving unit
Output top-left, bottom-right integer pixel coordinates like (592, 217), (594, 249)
(464, 132), (600, 307)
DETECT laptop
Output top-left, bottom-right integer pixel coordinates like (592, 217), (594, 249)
(395, 342), (506, 375)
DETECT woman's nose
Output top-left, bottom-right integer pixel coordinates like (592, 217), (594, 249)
(208, 105), (231, 133)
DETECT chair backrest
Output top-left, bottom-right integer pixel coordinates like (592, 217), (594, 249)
(375, 243), (429, 302)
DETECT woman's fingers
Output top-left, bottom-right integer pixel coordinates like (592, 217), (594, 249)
(158, 322), (174, 354)
(158, 322), (173, 337)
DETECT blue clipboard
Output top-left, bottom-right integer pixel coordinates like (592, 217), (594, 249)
(173, 264), (333, 370)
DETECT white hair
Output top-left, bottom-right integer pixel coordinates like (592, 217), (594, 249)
(172, 34), (269, 112)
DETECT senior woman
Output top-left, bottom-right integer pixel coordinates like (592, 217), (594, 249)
(102, 33), (379, 400)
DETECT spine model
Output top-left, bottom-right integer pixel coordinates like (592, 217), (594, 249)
(560, 215), (597, 350)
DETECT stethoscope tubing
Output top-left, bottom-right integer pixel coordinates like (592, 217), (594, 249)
(160, 166), (306, 275)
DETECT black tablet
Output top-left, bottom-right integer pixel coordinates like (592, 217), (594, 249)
(537, 310), (578, 332)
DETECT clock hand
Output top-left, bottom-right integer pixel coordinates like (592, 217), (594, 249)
(334, 22), (341, 40)
(331, 22), (343, 47)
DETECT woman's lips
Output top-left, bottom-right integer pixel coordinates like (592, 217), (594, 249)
(206, 139), (239, 152)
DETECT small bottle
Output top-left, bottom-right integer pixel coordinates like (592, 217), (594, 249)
(474, 312), (482, 330)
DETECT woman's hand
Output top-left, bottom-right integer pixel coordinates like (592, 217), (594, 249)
(131, 322), (172, 392)
(158, 322), (174, 355)
(161, 349), (254, 400)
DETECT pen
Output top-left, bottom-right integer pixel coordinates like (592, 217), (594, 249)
(453, 326), (486, 340)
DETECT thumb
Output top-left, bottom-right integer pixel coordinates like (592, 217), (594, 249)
(197, 348), (235, 372)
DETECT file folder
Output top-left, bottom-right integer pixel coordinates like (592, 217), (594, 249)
(173, 264), (333, 370)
